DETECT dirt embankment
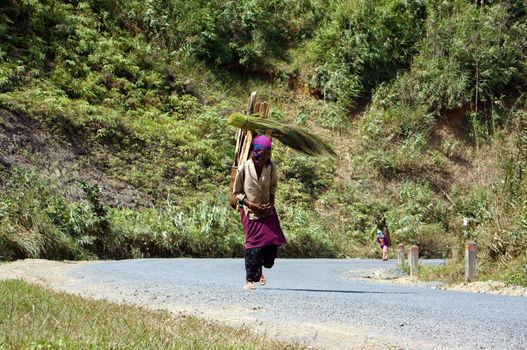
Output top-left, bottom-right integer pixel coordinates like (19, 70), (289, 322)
(0, 108), (152, 208)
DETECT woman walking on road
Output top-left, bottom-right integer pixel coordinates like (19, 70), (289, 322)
(232, 135), (287, 290)
(376, 221), (391, 261)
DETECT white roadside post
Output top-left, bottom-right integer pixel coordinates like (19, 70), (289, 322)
(465, 241), (478, 282)
(398, 243), (405, 266)
(408, 245), (419, 278)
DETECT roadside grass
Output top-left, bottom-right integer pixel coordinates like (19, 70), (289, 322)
(398, 259), (464, 284)
(478, 259), (527, 288)
(0, 280), (305, 350)
(414, 260), (465, 284)
(401, 258), (527, 288)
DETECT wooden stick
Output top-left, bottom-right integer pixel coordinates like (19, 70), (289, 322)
(260, 102), (272, 136)
(237, 92), (257, 165)
(229, 92), (258, 208)
(233, 128), (242, 166)
(247, 91), (257, 114)
(262, 102), (269, 118)
(239, 131), (253, 164)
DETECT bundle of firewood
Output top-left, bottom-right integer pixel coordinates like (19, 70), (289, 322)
(227, 91), (336, 208)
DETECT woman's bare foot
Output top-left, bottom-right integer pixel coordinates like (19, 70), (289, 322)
(244, 281), (255, 290)
(259, 275), (266, 285)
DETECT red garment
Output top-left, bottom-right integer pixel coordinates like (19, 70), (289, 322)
(240, 208), (287, 249)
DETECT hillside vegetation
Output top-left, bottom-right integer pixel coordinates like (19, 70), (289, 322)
(0, 0), (526, 284)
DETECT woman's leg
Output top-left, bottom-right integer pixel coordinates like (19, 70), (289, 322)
(382, 245), (389, 260)
(261, 245), (278, 269)
(258, 245), (278, 285)
(245, 248), (263, 287)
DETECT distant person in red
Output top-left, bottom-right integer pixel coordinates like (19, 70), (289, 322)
(376, 221), (391, 261)
(232, 135), (287, 290)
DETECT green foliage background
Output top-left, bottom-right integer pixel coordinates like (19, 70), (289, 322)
(0, 0), (526, 283)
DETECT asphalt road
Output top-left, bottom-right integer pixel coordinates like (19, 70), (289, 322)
(67, 258), (527, 350)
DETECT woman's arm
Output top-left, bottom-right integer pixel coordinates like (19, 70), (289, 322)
(233, 163), (246, 205)
(233, 163), (265, 212)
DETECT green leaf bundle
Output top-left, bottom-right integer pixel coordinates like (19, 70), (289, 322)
(227, 113), (337, 159)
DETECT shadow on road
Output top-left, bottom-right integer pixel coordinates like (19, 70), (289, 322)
(266, 288), (416, 294)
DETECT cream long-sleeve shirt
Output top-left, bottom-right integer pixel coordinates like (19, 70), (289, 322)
(232, 159), (277, 220)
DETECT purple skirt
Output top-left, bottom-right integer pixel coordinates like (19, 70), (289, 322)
(240, 208), (287, 249)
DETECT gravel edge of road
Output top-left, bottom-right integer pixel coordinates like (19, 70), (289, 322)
(347, 266), (527, 297)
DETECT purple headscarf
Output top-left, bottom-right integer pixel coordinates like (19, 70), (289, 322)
(252, 135), (272, 151)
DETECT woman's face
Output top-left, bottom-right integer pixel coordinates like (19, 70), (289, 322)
(252, 149), (271, 166)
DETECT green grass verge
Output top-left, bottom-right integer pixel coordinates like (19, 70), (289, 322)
(405, 259), (527, 288)
(414, 260), (465, 284)
(0, 280), (305, 350)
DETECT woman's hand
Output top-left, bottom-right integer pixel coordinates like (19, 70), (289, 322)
(246, 200), (272, 215)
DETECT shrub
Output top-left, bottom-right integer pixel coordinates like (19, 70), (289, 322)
(392, 0), (527, 113)
(108, 197), (243, 258)
(0, 168), (82, 260)
(125, 0), (323, 72)
(307, 0), (426, 106)
(279, 205), (337, 258)
(276, 152), (335, 198)
(358, 103), (435, 176)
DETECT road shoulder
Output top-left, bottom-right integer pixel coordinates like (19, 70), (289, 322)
(346, 266), (527, 297)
